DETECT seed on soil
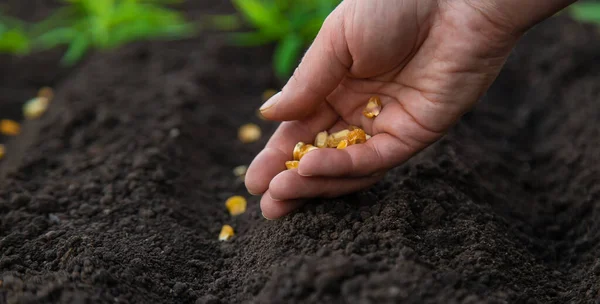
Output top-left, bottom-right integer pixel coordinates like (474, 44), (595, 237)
(225, 195), (247, 216)
(37, 86), (54, 100)
(219, 225), (234, 241)
(262, 89), (277, 101)
(0, 144), (5, 160)
(238, 123), (261, 143)
(0, 119), (21, 136)
(233, 165), (248, 177)
(314, 131), (328, 148)
(285, 160), (299, 169)
(363, 96), (382, 118)
(23, 97), (50, 120)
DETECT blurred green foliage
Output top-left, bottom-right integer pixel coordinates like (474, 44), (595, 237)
(568, 2), (600, 25)
(0, 13), (31, 55)
(0, 0), (196, 65)
(211, 0), (342, 79)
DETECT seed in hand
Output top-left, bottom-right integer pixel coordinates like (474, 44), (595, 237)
(363, 96), (382, 118)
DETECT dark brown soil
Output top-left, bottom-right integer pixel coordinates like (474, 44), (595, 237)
(1, 1), (600, 303)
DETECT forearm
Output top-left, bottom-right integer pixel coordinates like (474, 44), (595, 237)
(465, 0), (579, 35)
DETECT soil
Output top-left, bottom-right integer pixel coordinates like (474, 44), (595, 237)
(1, 1), (600, 303)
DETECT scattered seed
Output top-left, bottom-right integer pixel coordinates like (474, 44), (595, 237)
(23, 97), (50, 120)
(363, 96), (382, 118)
(37, 86), (54, 100)
(238, 123), (261, 143)
(262, 89), (278, 101)
(233, 165), (248, 177)
(0, 119), (21, 136)
(285, 160), (299, 170)
(314, 131), (328, 148)
(0, 144), (5, 160)
(225, 195), (247, 216)
(219, 225), (234, 241)
(337, 139), (349, 149)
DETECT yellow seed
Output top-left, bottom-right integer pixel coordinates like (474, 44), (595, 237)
(262, 89), (278, 101)
(337, 139), (349, 149)
(326, 129), (350, 148)
(0, 119), (20, 136)
(37, 86), (54, 101)
(0, 144), (5, 160)
(225, 195), (247, 216)
(347, 128), (367, 145)
(23, 97), (49, 120)
(238, 123), (261, 143)
(293, 142), (318, 160)
(219, 225), (235, 241)
(314, 131), (328, 148)
(233, 165), (248, 177)
(285, 160), (299, 169)
(363, 96), (382, 118)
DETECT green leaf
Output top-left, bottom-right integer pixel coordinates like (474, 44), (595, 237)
(232, 0), (281, 31)
(273, 33), (303, 79)
(569, 3), (600, 24)
(0, 29), (30, 54)
(61, 34), (90, 65)
(35, 27), (78, 50)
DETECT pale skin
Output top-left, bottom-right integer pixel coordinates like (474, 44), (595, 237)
(245, 0), (578, 219)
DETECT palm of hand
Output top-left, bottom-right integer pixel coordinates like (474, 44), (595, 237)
(246, 0), (518, 219)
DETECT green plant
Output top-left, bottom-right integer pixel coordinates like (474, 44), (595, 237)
(0, 12), (31, 55)
(567, 2), (600, 25)
(33, 0), (197, 65)
(212, 0), (341, 79)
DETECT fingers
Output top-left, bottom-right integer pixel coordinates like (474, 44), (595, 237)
(298, 101), (444, 177)
(268, 169), (382, 201)
(245, 103), (338, 195)
(259, 5), (351, 121)
(260, 171), (382, 220)
(260, 190), (306, 220)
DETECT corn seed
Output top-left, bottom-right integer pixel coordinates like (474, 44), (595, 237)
(219, 225), (235, 241)
(363, 96), (382, 118)
(23, 97), (49, 120)
(37, 86), (54, 100)
(326, 129), (350, 148)
(347, 128), (367, 145)
(285, 160), (299, 169)
(0, 144), (5, 160)
(225, 195), (247, 216)
(233, 165), (248, 177)
(0, 119), (20, 136)
(314, 131), (328, 148)
(337, 139), (349, 149)
(238, 123), (261, 143)
(262, 89), (277, 101)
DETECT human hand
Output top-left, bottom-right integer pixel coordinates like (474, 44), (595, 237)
(245, 0), (575, 219)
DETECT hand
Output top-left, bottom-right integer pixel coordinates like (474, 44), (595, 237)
(245, 0), (570, 219)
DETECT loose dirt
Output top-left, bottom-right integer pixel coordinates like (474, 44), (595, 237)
(1, 2), (599, 303)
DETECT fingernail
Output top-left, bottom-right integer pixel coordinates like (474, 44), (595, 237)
(262, 212), (275, 220)
(259, 92), (281, 113)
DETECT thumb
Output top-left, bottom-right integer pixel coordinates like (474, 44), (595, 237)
(259, 8), (351, 121)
